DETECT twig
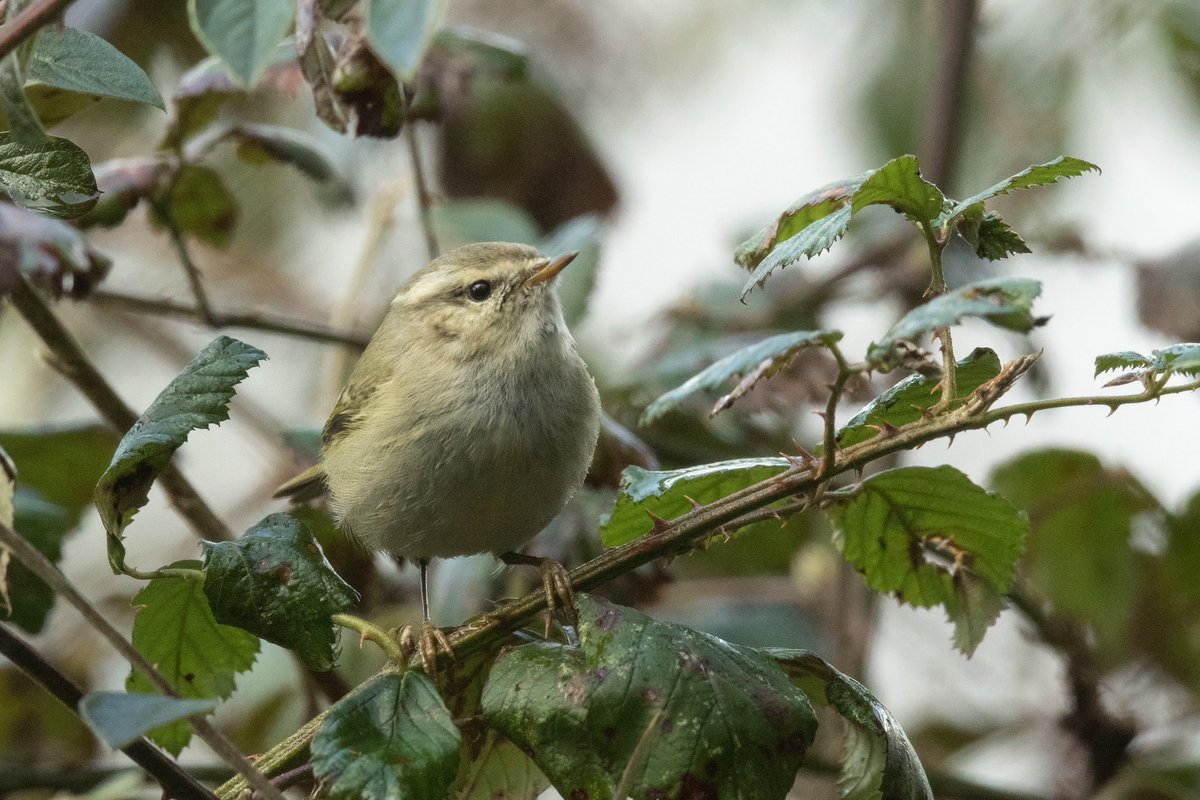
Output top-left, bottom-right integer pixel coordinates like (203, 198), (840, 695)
(160, 211), (220, 326)
(90, 289), (370, 349)
(332, 612), (405, 664)
(405, 121), (440, 260)
(217, 355), (1200, 797)
(7, 274), (233, 541)
(0, 520), (285, 800)
(0, 622), (217, 800)
(0, 0), (75, 61)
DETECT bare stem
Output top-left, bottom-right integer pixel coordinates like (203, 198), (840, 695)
(91, 289), (370, 349)
(0, 521), (284, 800)
(0, 0), (76, 60)
(159, 207), (219, 326)
(7, 274), (233, 541)
(405, 121), (440, 260)
(921, 221), (957, 405)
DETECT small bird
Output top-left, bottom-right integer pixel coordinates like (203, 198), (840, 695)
(275, 242), (601, 664)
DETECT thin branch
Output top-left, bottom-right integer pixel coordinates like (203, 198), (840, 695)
(332, 612), (405, 664)
(921, 0), (980, 191)
(0, 622), (218, 800)
(0, 520), (284, 800)
(7, 274), (233, 541)
(0, 0), (75, 61)
(160, 211), (219, 326)
(91, 289), (370, 349)
(219, 354), (1200, 797)
(405, 121), (440, 260)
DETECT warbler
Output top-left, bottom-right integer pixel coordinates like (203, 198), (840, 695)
(275, 242), (601, 662)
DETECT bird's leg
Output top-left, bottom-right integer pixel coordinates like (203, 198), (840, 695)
(395, 559), (453, 672)
(499, 551), (578, 637)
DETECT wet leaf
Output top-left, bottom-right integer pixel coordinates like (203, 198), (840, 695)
(94, 336), (266, 573)
(188, 0), (296, 87)
(201, 512), (358, 671)
(483, 595), (817, 800)
(311, 671), (462, 800)
(0, 133), (98, 219)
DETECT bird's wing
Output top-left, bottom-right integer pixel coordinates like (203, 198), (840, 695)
(272, 463), (327, 501)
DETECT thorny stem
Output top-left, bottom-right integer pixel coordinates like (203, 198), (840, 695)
(0, 521), (285, 800)
(332, 612), (406, 665)
(217, 356), (1200, 799)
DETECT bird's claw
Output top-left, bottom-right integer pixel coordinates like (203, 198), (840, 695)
(396, 620), (453, 673)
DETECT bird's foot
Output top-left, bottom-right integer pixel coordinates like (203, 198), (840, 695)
(395, 620), (453, 674)
(500, 552), (579, 638)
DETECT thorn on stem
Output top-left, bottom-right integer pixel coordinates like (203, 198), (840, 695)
(645, 510), (671, 535)
(684, 495), (702, 511)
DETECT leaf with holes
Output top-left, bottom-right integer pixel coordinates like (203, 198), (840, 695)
(188, 0), (295, 87)
(28, 27), (164, 110)
(867, 278), (1042, 371)
(311, 671), (462, 800)
(126, 569), (259, 754)
(81, 692), (217, 749)
(201, 512), (358, 671)
(835, 348), (1001, 450)
(850, 154), (945, 225)
(939, 156), (1099, 227)
(94, 336), (266, 574)
(600, 458), (790, 548)
(482, 595), (817, 800)
(735, 176), (866, 271)
(641, 329), (842, 425)
(0, 133), (98, 219)
(769, 649), (932, 800)
(364, 0), (445, 80)
(828, 466), (1028, 655)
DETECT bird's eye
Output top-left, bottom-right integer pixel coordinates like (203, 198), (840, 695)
(466, 280), (493, 302)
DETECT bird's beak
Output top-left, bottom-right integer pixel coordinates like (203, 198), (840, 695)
(527, 252), (579, 286)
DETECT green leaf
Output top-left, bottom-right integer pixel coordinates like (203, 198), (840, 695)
(451, 731), (550, 800)
(835, 348), (1001, 450)
(0, 424), (116, 515)
(28, 27), (164, 110)
(4, 488), (75, 633)
(828, 466), (1028, 655)
(201, 512), (358, 671)
(0, 203), (111, 297)
(735, 176), (866, 271)
(600, 458), (790, 547)
(990, 450), (1152, 648)
(741, 205), (853, 298)
(866, 278), (1042, 371)
(957, 211), (1031, 261)
(641, 329), (843, 425)
(188, 0), (295, 87)
(365, 0), (445, 81)
(0, 52), (46, 147)
(126, 570), (259, 755)
(226, 123), (351, 200)
(850, 154), (945, 225)
(80, 692), (217, 750)
(94, 336), (266, 573)
(311, 671), (462, 800)
(150, 164), (238, 247)
(1093, 343), (1200, 379)
(0, 133), (98, 218)
(769, 649), (932, 800)
(940, 156), (1100, 226)
(482, 595), (817, 800)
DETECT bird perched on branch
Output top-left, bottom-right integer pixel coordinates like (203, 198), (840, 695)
(275, 242), (601, 666)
